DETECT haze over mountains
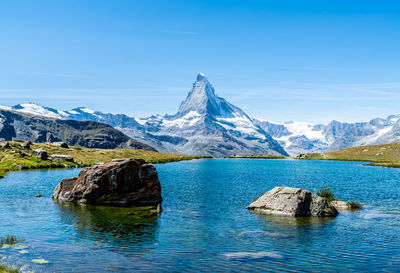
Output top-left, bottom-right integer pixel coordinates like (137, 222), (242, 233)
(2, 73), (400, 156)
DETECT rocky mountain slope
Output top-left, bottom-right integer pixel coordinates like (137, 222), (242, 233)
(1, 74), (287, 157)
(0, 109), (156, 151)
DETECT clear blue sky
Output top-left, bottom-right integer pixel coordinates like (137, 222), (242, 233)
(1, 0), (400, 123)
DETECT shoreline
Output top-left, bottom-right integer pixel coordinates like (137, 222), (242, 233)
(0, 141), (202, 179)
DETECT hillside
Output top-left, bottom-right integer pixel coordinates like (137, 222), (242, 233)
(0, 141), (201, 178)
(301, 143), (400, 168)
(0, 109), (155, 151)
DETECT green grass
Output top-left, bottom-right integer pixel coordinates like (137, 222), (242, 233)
(0, 264), (19, 273)
(0, 141), (202, 178)
(347, 201), (362, 209)
(0, 235), (24, 246)
(316, 187), (335, 202)
(298, 143), (400, 169)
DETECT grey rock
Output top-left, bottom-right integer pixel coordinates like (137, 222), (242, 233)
(32, 149), (48, 160)
(49, 154), (74, 162)
(21, 141), (32, 149)
(52, 158), (162, 207)
(0, 141), (10, 148)
(247, 187), (338, 217)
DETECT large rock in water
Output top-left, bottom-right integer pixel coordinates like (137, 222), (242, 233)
(52, 159), (162, 207)
(247, 187), (338, 217)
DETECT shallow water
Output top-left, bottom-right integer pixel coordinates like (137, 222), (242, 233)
(0, 159), (399, 272)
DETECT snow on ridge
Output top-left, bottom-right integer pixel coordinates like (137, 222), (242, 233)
(0, 105), (12, 110)
(162, 111), (202, 128)
(15, 103), (63, 119)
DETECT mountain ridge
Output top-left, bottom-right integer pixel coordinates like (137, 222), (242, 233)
(4, 74), (400, 156)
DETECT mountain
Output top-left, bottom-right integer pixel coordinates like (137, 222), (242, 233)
(8, 73), (400, 156)
(1, 74), (287, 157)
(0, 109), (156, 151)
(255, 115), (400, 155)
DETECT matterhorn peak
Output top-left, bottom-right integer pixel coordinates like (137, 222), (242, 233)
(196, 72), (207, 81)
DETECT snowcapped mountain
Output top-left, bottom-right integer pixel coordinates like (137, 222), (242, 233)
(2, 74), (287, 157)
(255, 116), (400, 155)
(5, 73), (400, 156)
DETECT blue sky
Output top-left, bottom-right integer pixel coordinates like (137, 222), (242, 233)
(1, 0), (400, 123)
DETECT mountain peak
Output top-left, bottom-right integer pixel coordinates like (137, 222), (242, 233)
(196, 72), (207, 81)
(175, 74), (250, 120)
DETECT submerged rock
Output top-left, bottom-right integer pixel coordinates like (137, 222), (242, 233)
(32, 149), (48, 160)
(247, 187), (338, 217)
(330, 200), (351, 210)
(52, 158), (162, 207)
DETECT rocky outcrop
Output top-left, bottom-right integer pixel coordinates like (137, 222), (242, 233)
(49, 154), (74, 162)
(52, 159), (162, 207)
(247, 187), (338, 217)
(32, 149), (48, 160)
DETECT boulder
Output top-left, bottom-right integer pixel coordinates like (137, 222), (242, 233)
(32, 149), (48, 160)
(49, 154), (74, 162)
(52, 158), (162, 207)
(247, 187), (338, 217)
(59, 142), (69, 148)
(0, 141), (10, 148)
(21, 141), (32, 149)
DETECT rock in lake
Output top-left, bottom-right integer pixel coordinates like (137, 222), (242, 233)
(52, 158), (162, 207)
(32, 149), (48, 160)
(247, 187), (338, 217)
(49, 154), (74, 162)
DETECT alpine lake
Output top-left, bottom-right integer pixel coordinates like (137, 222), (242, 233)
(0, 159), (399, 272)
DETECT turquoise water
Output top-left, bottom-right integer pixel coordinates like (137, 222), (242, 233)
(0, 159), (399, 272)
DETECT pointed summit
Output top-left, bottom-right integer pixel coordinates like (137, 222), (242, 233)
(176, 74), (251, 120)
(196, 72), (207, 81)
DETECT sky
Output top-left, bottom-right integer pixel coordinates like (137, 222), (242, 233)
(1, 0), (400, 124)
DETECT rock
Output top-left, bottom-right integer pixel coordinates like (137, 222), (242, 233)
(12, 163), (22, 169)
(247, 187), (338, 217)
(19, 150), (30, 157)
(32, 149), (48, 160)
(59, 142), (69, 148)
(330, 200), (351, 210)
(52, 158), (162, 207)
(49, 154), (74, 162)
(21, 141), (32, 149)
(0, 141), (10, 148)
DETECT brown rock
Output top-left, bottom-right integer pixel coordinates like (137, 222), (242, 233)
(52, 158), (162, 207)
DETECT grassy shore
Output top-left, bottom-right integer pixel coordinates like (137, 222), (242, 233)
(0, 141), (201, 178)
(300, 143), (400, 168)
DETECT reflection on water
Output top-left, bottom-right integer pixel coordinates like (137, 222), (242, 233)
(254, 213), (336, 228)
(56, 202), (160, 250)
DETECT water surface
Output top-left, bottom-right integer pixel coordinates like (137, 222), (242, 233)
(0, 159), (399, 272)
